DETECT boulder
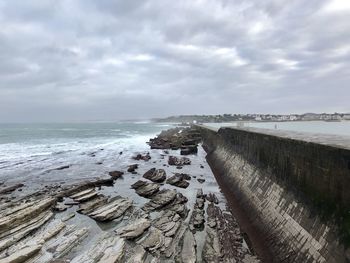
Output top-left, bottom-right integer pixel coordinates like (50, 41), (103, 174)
(132, 153), (151, 161)
(131, 180), (159, 198)
(168, 156), (191, 166)
(180, 145), (198, 155)
(109, 170), (124, 179)
(127, 164), (138, 173)
(166, 174), (190, 189)
(143, 189), (177, 212)
(143, 168), (166, 183)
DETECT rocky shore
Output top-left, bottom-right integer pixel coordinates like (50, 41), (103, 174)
(0, 127), (259, 263)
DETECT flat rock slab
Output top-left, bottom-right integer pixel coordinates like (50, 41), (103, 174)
(166, 174), (190, 189)
(0, 184), (24, 195)
(180, 229), (196, 263)
(0, 244), (42, 263)
(143, 189), (177, 212)
(143, 168), (166, 183)
(138, 227), (165, 252)
(131, 180), (159, 198)
(71, 234), (125, 263)
(116, 218), (151, 240)
(88, 197), (133, 222)
(168, 156), (191, 166)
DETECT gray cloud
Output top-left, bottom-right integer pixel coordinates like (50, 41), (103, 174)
(0, 0), (349, 122)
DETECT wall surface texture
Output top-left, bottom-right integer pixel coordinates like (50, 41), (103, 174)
(197, 125), (350, 263)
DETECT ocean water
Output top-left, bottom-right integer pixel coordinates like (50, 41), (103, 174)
(204, 121), (350, 137)
(0, 122), (173, 187)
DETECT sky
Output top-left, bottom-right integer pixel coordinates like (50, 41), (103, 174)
(0, 0), (349, 122)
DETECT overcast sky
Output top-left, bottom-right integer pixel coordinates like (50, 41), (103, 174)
(0, 0), (349, 122)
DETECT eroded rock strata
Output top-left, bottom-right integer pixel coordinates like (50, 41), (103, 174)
(0, 128), (259, 263)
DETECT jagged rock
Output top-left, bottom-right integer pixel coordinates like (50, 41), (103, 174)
(196, 189), (204, 198)
(0, 184), (24, 195)
(0, 198), (55, 235)
(143, 189), (177, 212)
(77, 196), (108, 214)
(95, 236), (125, 263)
(166, 174), (190, 189)
(127, 164), (138, 173)
(0, 244), (42, 263)
(162, 193), (189, 218)
(47, 226), (89, 259)
(126, 245), (147, 263)
(180, 145), (198, 155)
(41, 221), (66, 243)
(88, 197), (133, 221)
(206, 193), (219, 204)
(204, 203), (256, 262)
(180, 230), (197, 263)
(153, 211), (181, 237)
(109, 170), (124, 179)
(197, 178), (205, 184)
(168, 156), (191, 166)
(138, 227), (165, 252)
(71, 234), (124, 263)
(189, 191), (205, 230)
(0, 211), (53, 251)
(131, 180), (159, 198)
(202, 225), (221, 262)
(58, 179), (113, 198)
(70, 188), (98, 202)
(132, 153), (151, 161)
(196, 197), (205, 209)
(116, 218), (151, 239)
(148, 127), (201, 150)
(143, 168), (166, 183)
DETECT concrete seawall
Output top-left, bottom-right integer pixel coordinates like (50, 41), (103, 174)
(196, 125), (350, 262)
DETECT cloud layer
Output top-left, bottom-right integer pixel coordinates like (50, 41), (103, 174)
(0, 0), (349, 121)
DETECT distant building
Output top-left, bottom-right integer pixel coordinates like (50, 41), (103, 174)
(343, 114), (350, 120)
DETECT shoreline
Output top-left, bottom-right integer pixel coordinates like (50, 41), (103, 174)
(0, 127), (260, 262)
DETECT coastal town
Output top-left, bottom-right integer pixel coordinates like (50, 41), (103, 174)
(154, 112), (350, 123)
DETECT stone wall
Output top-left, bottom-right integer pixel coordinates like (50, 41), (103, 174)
(197, 125), (350, 263)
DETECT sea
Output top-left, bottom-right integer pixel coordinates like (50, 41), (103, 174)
(0, 122), (173, 188)
(1, 121), (349, 189)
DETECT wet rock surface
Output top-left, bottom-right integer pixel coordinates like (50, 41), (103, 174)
(148, 127), (201, 151)
(143, 168), (167, 183)
(168, 156), (191, 166)
(131, 180), (160, 198)
(109, 170), (124, 179)
(0, 128), (259, 263)
(132, 152), (151, 161)
(166, 173), (191, 188)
